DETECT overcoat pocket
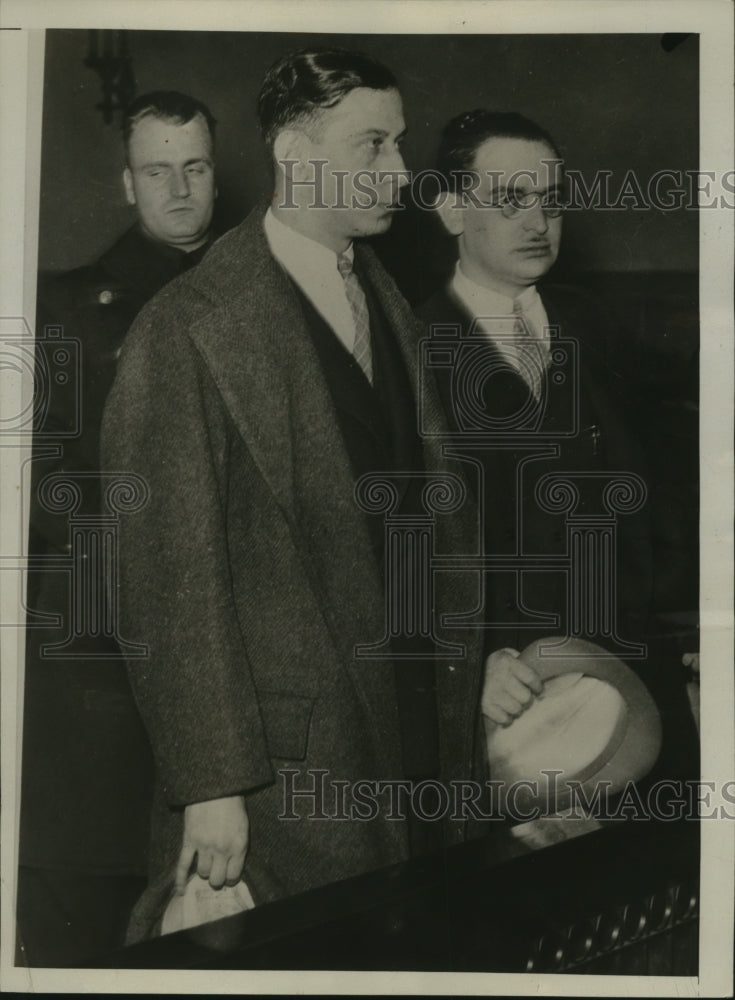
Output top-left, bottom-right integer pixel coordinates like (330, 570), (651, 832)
(258, 691), (314, 761)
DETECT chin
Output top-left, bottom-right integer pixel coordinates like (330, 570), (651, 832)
(356, 214), (394, 239)
(165, 234), (205, 248)
(517, 264), (553, 284)
(165, 226), (203, 241)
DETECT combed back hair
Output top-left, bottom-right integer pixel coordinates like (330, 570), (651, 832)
(123, 91), (217, 159)
(257, 48), (398, 149)
(437, 109), (562, 192)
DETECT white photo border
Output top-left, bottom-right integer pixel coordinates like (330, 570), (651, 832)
(1, 1), (732, 995)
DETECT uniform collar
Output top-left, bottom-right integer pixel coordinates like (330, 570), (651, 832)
(98, 224), (214, 290)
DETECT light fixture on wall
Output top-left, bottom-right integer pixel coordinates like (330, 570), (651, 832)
(84, 29), (137, 125)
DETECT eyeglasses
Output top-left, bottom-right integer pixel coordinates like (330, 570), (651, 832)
(477, 190), (569, 219)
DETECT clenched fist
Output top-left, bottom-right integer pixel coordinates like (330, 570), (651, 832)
(481, 647), (544, 726)
(175, 795), (249, 894)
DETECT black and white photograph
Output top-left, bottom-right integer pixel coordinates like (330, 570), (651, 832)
(0, 0), (732, 994)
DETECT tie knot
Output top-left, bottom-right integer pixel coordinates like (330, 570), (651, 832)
(337, 252), (353, 278)
(512, 298), (532, 342)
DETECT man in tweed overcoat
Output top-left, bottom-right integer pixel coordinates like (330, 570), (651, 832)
(102, 49), (486, 942)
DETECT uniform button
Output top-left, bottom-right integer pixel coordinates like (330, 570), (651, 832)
(98, 289), (114, 305)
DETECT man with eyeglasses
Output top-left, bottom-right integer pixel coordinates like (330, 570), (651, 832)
(418, 110), (653, 737)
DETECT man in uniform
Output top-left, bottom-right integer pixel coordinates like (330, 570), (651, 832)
(18, 91), (219, 965)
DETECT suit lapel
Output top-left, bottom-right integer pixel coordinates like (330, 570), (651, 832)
(292, 282), (388, 450)
(365, 270), (484, 778)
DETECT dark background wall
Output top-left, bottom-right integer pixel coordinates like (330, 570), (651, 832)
(39, 29), (698, 281)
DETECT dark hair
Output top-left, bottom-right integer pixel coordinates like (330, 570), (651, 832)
(257, 48), (398, 149)
(437, 109), (562, 191)
(123, 91), (217, 159)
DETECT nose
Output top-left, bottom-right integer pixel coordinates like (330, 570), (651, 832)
(523, 197), (549, 234)
(393, 148), (409, 190)
(380, 145), (409, 191)
(170, 169), (191, 200)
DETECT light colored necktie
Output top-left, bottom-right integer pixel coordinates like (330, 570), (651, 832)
(337, 251), (373, 384)
(512, 298), (547, 398)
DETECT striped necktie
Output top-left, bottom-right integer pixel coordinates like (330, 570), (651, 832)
(337, 251), (373, 384)
(512, 297), (547, 398)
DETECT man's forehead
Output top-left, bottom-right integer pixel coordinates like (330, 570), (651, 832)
(128, 113), (213, 157)
(472, 136), (562, 186)
(319, 86), (405, 133)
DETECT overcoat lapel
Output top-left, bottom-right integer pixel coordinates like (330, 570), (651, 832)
(185, 210), (403, 773)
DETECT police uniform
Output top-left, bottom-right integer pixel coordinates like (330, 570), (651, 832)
(18, 224), (215, 966)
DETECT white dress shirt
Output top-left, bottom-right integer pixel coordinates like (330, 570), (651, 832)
(450, 262), (551, 378)
(264, 208), (358, 354)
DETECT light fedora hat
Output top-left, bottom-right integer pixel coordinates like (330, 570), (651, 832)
(485, 636), (662, 816)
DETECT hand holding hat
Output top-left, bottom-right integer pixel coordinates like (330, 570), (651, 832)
(481, 646), (544, 726)
(484, 637), (663, 816)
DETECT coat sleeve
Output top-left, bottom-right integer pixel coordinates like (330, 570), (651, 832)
(100, 295), (274, 807)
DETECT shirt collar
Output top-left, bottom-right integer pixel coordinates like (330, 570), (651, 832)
(264, 208), (353, 277)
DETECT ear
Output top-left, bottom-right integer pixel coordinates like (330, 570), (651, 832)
(123, 167), (136, 207)
(273, 128), (310, 179)
(434, 189), (466, 237)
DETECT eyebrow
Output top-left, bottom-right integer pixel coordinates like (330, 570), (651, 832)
(138, 156), (212, 169)
(491, 180), (566, 195)
(351, 127), (408, 142)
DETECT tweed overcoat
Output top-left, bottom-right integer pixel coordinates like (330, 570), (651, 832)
(101, 208), (485, 941)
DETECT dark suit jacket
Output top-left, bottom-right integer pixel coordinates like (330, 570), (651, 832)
(31, 226), (213, 548)
(416, 282), (653, 656)
(101, 208), (485, 942)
